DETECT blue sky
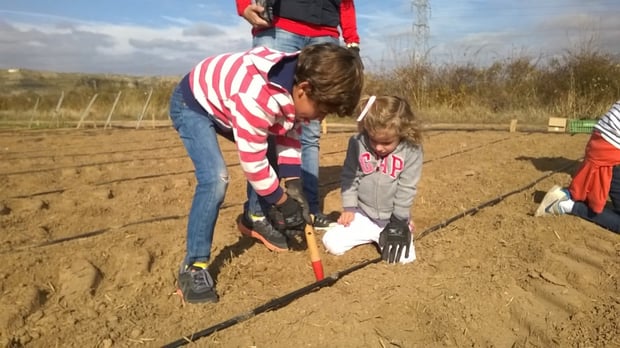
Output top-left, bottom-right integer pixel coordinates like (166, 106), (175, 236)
(0, 0), (618, 76)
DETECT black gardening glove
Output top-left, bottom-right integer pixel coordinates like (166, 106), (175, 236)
(284, 178), (311, 224)
(268, 195), (306, 232)
(379, 215), (412, 264)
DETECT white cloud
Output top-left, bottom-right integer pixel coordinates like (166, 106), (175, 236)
(161, 16), (193, 26)
(0, 1), (619, 75)
(0, 16), (254, 75)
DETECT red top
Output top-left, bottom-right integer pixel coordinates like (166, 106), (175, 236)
(569, 131), (620, 213)
(236, 0), (360, 44)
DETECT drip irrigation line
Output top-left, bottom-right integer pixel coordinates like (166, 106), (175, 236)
(320, 135), (521, 188)
(7, 146), (340, 197)
(0, 132), (175, 157)
(95, 170), (194, 186)
(0, 201), (245, 254)
(1, 143), (186, 161)
(37, 215), (184, 248)
(418, 158), (579, 240)
(161, 257), (382, 348)
(5, 133), (518, 197)
(0, 154), (189, 176)
(0, 215), (185, 255)
(423, 135), (522, 165)
(161, 158), (579, 347)
(9, 189), (66, 199)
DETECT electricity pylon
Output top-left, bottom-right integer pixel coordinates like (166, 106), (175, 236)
(411, 0), (430, 60)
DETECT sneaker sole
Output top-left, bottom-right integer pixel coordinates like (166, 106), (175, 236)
(313, 224), (336, 231)
(237, 218), (288, 252)
(176, 287), (219, 304)
(535, 185), (565, 217)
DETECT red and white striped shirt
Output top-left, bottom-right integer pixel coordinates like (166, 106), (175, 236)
(188, 46), (301, 202)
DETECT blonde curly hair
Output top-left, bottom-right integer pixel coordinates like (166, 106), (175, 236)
(356, 95), (422, 146)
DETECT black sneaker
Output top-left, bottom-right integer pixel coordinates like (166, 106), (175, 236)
(237, 214), (288, 252)
(313, 212), (337, 230)
(177, 262), (219, 304)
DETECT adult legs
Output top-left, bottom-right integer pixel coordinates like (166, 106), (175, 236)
(244, 28), (306, 217)
(300, 120), (321, 214)
(250, 29), (341, 217)
(299, 35), (340, 215)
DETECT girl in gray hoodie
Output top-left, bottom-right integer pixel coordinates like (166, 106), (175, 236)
(322, 95), (423, 264)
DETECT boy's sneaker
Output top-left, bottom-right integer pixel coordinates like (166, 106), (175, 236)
(237, 214), (288, 252)
(313, 212), (337, 230)
(177, 262), (219, 304)
(535, 185), (570, 217)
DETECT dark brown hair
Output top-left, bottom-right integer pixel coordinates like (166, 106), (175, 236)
(356, 95), (423, 145)
(295, 43), (364, 117)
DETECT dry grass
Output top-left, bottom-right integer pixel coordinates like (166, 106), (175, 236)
(1, 43), (619, 128)
(365, 45), (620, 124)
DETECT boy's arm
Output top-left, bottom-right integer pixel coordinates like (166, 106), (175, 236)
(392, 146), (423, 221)
(275, 127), (302, 179)
(226, 93), (286, 205)
(341, 136), (361, 211)
(340, 0), (360, 46)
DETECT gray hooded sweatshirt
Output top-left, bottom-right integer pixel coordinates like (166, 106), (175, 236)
(341, 133), (423, 222)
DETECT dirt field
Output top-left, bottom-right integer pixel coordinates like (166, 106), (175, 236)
(1, 126), (619, 347)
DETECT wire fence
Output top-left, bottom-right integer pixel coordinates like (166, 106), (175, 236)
(1, 88), (357, 132)
(1, 87), (172, 129)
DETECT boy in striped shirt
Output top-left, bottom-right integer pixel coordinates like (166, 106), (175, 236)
(169, 43), (363, 303)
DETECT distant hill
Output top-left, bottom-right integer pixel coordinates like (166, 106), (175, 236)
(0, 68), (180, 95)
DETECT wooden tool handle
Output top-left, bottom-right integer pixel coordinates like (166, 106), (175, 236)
(304, 223), (324, 281)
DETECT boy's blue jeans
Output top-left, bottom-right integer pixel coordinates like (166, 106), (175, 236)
(244, 28), (340, 217)
(169, 84), (229, 264)
(571, 165), (620, 233)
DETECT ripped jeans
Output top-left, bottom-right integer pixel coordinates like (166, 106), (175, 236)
(169, 84), (229, 264)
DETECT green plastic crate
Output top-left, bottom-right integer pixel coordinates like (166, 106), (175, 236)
(568, 119), (597, 134)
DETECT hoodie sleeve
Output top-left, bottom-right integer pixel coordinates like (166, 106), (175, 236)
(225, 92), (285, 205)
(341, 136), (361, 210)
(392, 144), (423, 221)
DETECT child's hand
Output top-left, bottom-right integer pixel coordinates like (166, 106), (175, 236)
(338, 211), (355, 227)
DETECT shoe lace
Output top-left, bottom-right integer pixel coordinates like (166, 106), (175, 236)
(253, 219), (281, 238)
(188, 266), (214, 290)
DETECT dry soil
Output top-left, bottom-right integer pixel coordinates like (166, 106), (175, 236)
(1, 127), (619, 347)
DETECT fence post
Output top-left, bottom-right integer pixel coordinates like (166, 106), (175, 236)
(27, 97), (40, 129)
(104, 91), (122, 129)
(76, 94), (99, 129)
(51, 91), (65, 128)
(136, 88), (153, 129)
(509, 119), (518, 133)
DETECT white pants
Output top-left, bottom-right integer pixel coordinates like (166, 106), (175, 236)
(322, 210), (416, 264)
